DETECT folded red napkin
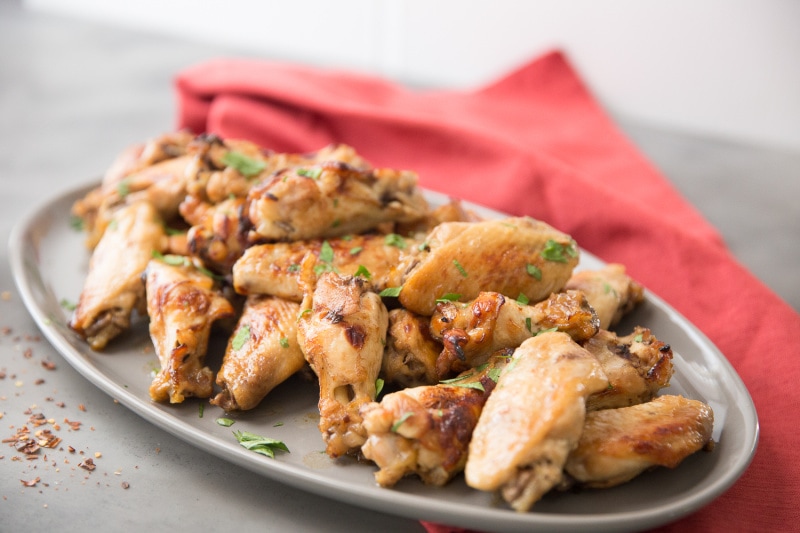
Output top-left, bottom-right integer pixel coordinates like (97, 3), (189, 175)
(175, 51), (800, 532)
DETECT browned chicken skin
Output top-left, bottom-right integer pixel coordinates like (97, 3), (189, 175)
(233, 233), (411, 301)
(584, 327), (674, 411)
(430, 290), (599, 377)
(69, 200), (167, 350)
(381, 308), (443, 388)
(212, 295), (305, 411)
(398, 217), (580, 316)
(565, 395), (714, 488)
(297, 266), (389, 457)
(145, 259), (235, 403)
(361, 353), (509, 487)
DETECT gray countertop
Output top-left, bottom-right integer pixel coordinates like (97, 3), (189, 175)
(1, 2), (797, 532)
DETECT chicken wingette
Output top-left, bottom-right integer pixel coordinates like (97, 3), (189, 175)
(212, 295), (305, 411)
(565, 395), (714, 488)
(430, 290), (599, 377)
(361, 352), (510, 487)
(398, 217), (579, 316)
(145, 258), (235, 403)
(381, 308), (443, 388)
(69, 200), (167, 350)
(465, 332), (607, 512)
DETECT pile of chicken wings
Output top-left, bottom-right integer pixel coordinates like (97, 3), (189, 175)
(69, 132), (714, 511)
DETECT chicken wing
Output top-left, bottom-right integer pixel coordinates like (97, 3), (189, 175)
(184, 196), (248, 274)
(565, 264), (644, 330)
(69, 200), (167, 350)
(245, 162), (428, 242)
(381, 308), (443, 388)
(361, 353), (510, 487)
(145, 258), (235, 403)
(565, 395), (714, 488)
(430, 290), (599, 377)
(211, 295), (305, 411)
(465, 332), (607, 512)
(398, 217), (579, 316)
(584, 327), (674, 411)
(232, 233), (411, 301)
(296, 268), (389, 457)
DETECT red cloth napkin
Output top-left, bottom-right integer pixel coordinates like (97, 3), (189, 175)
(175, 51), (800, 532)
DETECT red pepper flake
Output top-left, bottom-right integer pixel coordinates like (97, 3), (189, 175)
(35, 379), (45, 385)
(1, 326), (11, 335)
(41, 360), (56, 371)
(28, 413), (47, 427)
(121, 481), (130, 489)
(20, 477), (40, 487)
(23, 348), (33, 359)
(78, 404), (86, 412)
(15, 438), (40, 455)
(78, 458), (96, 471)
(67, 446), (76, 454)
(55, 402), (65, 408)
(64, 418), (82, 431)
(0, 370), (6, 379)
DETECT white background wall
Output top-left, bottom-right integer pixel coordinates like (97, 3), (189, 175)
(25, 0), (800, 150)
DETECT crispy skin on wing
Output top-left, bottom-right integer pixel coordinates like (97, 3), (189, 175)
(465, 332), (607, 512)
(565, 395), (714, 488)
(565, 264), (644, 330)
(361, 354), (509, 487)
(70, 201), (166, 350)
(399, 217), (579, 316)
(245, 162), (428, 242)
(584, 327), (674, 411)
(233, 233), (411, 301)
(297, 269), (389, 457)
(184, 196), (248, 274)
(146, 260), (235, 404)
(381, 309), (443, 388)
(212, 295), (305, 411)
(430, 290), (599, 377)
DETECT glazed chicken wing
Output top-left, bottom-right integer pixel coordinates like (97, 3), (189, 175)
(245, 162), (428, 242)
(297, 267), (389, 457)
(233, 233), (412, 301)
(211, 295), (305, 411)
(69, 200), (167, 350)
(182, 195), (248, 274)
(430, 290), (599, 377)
(584, 327), (674, 411)
(361, 353), (509, 487)
(145, 259), (235, 403)
(565, 395), (714, 488)
(565, 264), (644, 330)
(465, 332), (607, 512)
(398, 217), (579, 316)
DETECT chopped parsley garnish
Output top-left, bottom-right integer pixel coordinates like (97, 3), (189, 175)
(516, 293), (530, 305)
(349, 246), (363, 255)
(384, 233), (406, 249)
(198, 403), (205, 418)
(633, 333), (644, 343)
(319, 240), (335, 263)
(535, 327), (559, 336)
(152, 250), (190, 267)
(222, 151), (266, 177)
(453, 259), (468, 277)
(69, 215), (84, 231)
(418, 241), (430, 252)
(279, 337), (290, 348)
(216, 418), (235, 427)
(487, 367), (503, 383)
(526, 263), (542, 280)
(296, 167), (322, 180)
(391, 412), (414, 433)
(233, 430), (289, 458)
(525, 317), (532, 333)
(287, 264), (300, 273)
(231, 324), (251, 351)
(116, 178), (131, 197)
(541, 239), (578, 263)
(451, 381), (485, 392)
(354, 265), (372, 279)
(375, 378), (385, 398)
(379, 286), (403, 297)
(59, 298), (77, 311)
(435, 293), (461, 303)
(164, 226), (184, 236)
